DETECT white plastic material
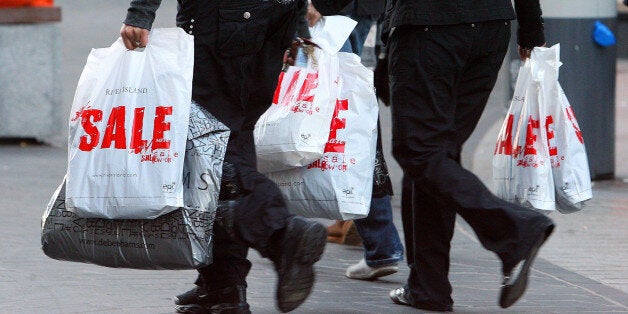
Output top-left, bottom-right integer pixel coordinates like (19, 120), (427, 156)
(493, 44), (592, 212)
(266, 52), (379, 220)
(254, 16), (357, 173)
(65, 28), (194, 219)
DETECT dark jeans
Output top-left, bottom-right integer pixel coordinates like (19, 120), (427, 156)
(388, 22), (553, 308)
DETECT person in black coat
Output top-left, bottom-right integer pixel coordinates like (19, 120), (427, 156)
(312, 0), (556, 311)
(381, 0), (555, 311)
(121, 1), (326, 313)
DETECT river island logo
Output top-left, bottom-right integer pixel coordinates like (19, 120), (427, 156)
(105, 86), (149, 96)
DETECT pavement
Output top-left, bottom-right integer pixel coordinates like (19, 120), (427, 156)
(1, 1), (628, 313)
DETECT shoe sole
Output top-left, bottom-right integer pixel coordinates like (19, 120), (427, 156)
(499, 224), (554, 308)
(347, 266), (398, 280)
(277, 222), (327, 313)
(175, 304), (205, 314)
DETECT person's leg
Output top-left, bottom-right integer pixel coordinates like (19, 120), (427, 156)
(175, 223), (252, 314)
(387, 23), (553, 310)
(340, 3), (376, 56)
(347, 123), (403, 280)
(400, 175), (413, 264)
(222, 128), (327, 314)
(175, 3), (328, 310)
(349, 195), (403, 276)
(347, 14), (376, 56)
(331, 7), (380, 246)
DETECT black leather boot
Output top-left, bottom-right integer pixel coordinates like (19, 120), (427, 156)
(208, 286), (250, 314)
(273, 217), (327, 313)
(175, 285), (250, 314)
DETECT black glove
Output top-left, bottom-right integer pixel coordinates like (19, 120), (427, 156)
(373, 56), (390, 106)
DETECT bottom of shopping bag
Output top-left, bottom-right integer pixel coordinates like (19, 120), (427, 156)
(41, 183), (214, 270)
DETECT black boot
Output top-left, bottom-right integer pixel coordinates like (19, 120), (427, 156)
(174, 285), (216, 314)
(209, 286), (250, 314)
(175, 285), (250, 314)
(273, 216), (327, 313)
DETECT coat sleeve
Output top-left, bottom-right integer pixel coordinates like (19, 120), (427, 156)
(123, 0), (162, 30)
(513, 0), (545, 48)
(310, 0), (354, 16)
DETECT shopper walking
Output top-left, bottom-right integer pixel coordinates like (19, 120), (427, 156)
(121, 0), (326, 313)
(306, 0), (404, 281)
(380, 0), (556, 310)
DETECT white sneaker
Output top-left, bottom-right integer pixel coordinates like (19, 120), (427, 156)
(345, 258), (398, 280)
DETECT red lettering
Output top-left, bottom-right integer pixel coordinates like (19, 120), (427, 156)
(79, 109), (103, 151)
(565, 106), (584, 144)
(77, 105), (175, 154)
(296, 72), (318, 103)
(494, 114), (514, 155)
(272, 71), (285, 105)
(324, 99), (348, 153)
(152, 106), (172, 149)
(524, 116), (540, 156)
(131, 107), (147, 153)
(545, 115), (557, 156)
(279, 69), (302, 107)
(101, 106), (127, 149)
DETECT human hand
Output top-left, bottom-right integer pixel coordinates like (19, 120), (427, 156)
(120, 24), (149, 50)
(518, 43), (545, 61)
(518, 46), (532, 60)
(305, 3), (322, 27)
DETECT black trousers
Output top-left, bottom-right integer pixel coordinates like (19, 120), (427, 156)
(175, 1), (303, 291)
(388, 21), (551, 307)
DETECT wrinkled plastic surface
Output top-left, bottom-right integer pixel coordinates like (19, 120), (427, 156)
(41, 103), (229, 270)
(493, 54), (555, 211)
(493, 44), (592, 212)
(266, 52), (378, 220)
(536, 46), (592, 213)
(66, 28), (194, 219)
(254, 16), (356, 173)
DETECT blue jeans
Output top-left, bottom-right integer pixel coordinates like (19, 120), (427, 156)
(354, 195), (404, 267)
(339, 4), (403, 268)
(339, 4), (377, 56)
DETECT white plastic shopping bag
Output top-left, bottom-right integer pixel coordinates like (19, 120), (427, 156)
(254, 16), (357, 173)
(65, 28), (194, 219)
(535, 45), (592, 213)
(493, 51), (555, 211)
(41, 102), (229, 270)
(266, 52), (379, 220)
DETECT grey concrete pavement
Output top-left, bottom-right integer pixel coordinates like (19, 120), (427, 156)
(1, 142), (627, 313)
(1, 1), (628, 313)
